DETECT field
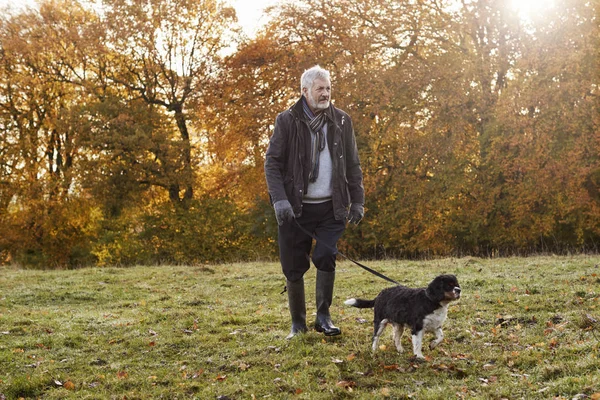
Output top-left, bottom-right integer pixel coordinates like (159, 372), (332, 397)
(1, 256), (599, 399)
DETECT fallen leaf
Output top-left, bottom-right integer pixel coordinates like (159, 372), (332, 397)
(192, 369), (204, 379)
(336, 380), (356, 389)
(380, 387), (391, 397)
(117, 371), (128, 379)
(434, 363), (450, 371)
(346, 353), (356, 361)
(294, 388), (303, 395)
(215, 374), (227, 381)
(64, 381), (75, 390)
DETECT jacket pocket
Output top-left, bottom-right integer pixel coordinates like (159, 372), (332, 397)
(343, 177), (351, 207)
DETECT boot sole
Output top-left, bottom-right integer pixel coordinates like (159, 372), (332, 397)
(314, 326), (341, 336)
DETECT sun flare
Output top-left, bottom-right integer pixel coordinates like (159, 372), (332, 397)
(510, 0), (555, 15)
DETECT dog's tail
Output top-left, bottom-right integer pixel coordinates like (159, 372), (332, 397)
(344, 298), (375, 309)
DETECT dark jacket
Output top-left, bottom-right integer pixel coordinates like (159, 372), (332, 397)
(264, 97), (364, 221)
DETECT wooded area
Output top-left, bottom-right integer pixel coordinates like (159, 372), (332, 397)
(0, 0), (598, 268)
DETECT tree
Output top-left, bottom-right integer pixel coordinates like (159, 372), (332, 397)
(100, 0), (238, 207)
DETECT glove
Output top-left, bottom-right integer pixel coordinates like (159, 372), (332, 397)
(274, 200), (295, 226)
(348, 203), (364, 225)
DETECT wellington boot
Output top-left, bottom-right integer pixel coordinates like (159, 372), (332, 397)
(314, 270), (341, 336)
(285, 278), (308, 339)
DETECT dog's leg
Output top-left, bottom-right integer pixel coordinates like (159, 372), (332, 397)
(391, 323), (404, 353)
(411, 330), (425, 359)
(372, 318), (388, 353)
(429, 328), (444, 350)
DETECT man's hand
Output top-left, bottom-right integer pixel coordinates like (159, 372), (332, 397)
(348, 203), (364, 225)
(274, 200), (295, 226)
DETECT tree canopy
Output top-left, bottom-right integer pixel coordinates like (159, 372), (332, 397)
(0, 0), (598, 267)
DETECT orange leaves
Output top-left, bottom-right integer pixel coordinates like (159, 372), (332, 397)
(53, 379), (75, 390)
(63, 380), (75, 390)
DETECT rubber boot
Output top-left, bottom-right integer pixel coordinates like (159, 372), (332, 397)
(314, 270), (341, 336)
(285, 278), (308, 340)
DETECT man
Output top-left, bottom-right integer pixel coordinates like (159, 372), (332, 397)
(264, 65), (365, 339)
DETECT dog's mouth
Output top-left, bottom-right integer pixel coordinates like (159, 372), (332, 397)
(446, 288), (462, 300)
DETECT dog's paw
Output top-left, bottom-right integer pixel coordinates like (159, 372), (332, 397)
(410, 355), (427, 363)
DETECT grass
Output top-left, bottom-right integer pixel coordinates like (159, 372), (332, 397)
(1, 255), (599, 399)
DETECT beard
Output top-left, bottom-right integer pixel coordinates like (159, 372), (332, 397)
(306, 93), (330, 112)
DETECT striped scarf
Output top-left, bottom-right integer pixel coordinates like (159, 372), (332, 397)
(303, 99), (329, 182)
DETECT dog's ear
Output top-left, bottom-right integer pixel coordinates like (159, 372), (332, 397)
(426, 276), (446, 303)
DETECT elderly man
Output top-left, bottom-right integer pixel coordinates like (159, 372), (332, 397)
(264, 65), (365, 339)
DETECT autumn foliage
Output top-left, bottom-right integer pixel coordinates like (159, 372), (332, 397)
(0, 0), (598, 267)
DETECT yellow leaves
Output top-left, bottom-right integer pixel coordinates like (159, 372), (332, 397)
(63, 380), (75, 390)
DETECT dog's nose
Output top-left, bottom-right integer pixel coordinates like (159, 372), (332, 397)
(455, 287), (462, 294)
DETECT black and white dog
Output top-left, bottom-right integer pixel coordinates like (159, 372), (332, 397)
(344, 275), (461, 360)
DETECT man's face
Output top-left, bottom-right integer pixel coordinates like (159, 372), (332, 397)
(303, 78), (331, 112)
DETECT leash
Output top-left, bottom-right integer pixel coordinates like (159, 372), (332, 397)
(293, 219), (401, 286)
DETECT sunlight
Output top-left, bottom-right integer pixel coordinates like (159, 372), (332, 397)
(510, 0), (555, 16)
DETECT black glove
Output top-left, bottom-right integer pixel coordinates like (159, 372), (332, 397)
(348, 203), (364, 225)
(274, 200), (295, 226)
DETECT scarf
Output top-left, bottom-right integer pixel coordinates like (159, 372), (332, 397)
(303, 99), (329, 182)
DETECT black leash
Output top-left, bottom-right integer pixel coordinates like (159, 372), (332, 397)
(293, 219), (401, 286)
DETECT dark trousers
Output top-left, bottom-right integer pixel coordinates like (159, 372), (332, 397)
(278, 201), (346, 282)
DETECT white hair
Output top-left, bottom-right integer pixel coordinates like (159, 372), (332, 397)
(300, 65), (331, 92)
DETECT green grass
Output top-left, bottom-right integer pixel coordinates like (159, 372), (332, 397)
(1, 256), (600, 399)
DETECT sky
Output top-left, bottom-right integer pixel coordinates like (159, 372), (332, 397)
(1, 0), (551, 35)
(230, 0), (279, 37)
(0, 0), (280, 37)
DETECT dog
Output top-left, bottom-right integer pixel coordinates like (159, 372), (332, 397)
(344, 274), (461, 360)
